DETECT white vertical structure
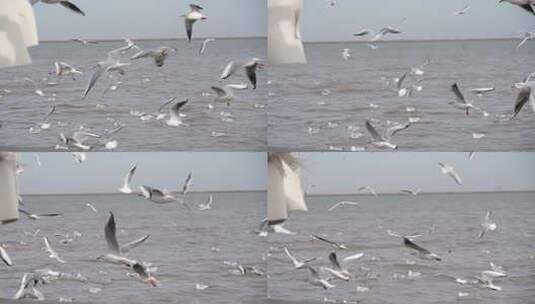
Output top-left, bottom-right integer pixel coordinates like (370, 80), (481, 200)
(0, 0), (39, 68)
(0, 152), (19, 224)
(267, 153), (308, 225)
(268, 0), (306, 65)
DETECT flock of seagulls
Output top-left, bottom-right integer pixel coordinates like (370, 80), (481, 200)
(1, 3), (264, 151)
(271, 2), (535, 151)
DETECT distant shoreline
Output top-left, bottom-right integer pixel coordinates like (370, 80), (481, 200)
(39, 36), (267, 44)
(303, 37), (518, 44)
(21, 190), (266, 197)
(306, 190), (535, 197)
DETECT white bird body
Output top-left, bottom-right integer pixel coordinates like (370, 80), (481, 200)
(54, 61), (82, 78)
(198, 195), (213, 211)
(118, 164), (137, 194)
(183, 4), (207, 42)
(438, 162), (462, 185)
(43, 237), (66, 263)
(284, 247), (318, 269)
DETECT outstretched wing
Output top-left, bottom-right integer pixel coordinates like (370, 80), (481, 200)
(60, 1), (85, 16)
(105, 212), (120, 254)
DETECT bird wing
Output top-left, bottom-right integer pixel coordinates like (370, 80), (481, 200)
(513, 86), (531, 118)
(365, 120), (385, 142)
(182, 172), (192, 194)
(403, 237), (431, 254)
(157, 97), (177, 113)
(284, 247), (299, 265)
(220, 61), (238, 80)
(83, 65), (105, 98)
(105, 212), (121, 254)
(121, 235), (150, 254)
(132, 263), (150, 279)
(451, 83), (466, 104)
(397, 72), (408, 89)
(123, 164), (137, 189)
(190, 4), (204, 11)
(245, 65), (258, 89)
(60, 1), (85, 16)
(0, 246), (13, 266)
(328, 252), (342, 270)
(312, 234), (339, 247)
(211, 86), (227, 97)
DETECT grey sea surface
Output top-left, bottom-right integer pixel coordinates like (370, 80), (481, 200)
(267, 191), (535, 304)
(0, 191), (266, 304)
(267, 39), (535, 151)
(0, 38), (267, 151)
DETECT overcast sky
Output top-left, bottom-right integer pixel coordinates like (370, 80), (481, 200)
(300, 152), (535, 195)
(18, 152), (266, 195)
(301, 0), (534, 42)
(33, 0), (266, 41)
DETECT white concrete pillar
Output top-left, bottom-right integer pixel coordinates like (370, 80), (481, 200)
(268, 0), (307, 65)
(0, 152), (19, 224)
(0, 0), (39, 68)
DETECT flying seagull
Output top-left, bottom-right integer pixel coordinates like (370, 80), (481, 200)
(31, 0), (85, 16)
(479, 211), (497, 238)
(165, 99), (189, 127)
(104, 212), (150, 256)
(71, 38), (99, 45)
(198, 195), (213, 211)
(182, 4), (207, 42)
(403, 237), (441, 261)
(83, 46), (132, 98)
(322, 252), (351, 281)
(516, 31), (534, 49)
(311, 234), (347, 250)
(438, 162), (462, 185)
(210, 84), (248, 106)
(365, 120), (410, 150)
(43, 237), (66, 263)
(453, 5), (471, 15)
(512, 85), (532, 118)
(499, 0), (535, 15)
(477, 270), (506, 291)
(0, 246), (13, 266)
(131, 47), (177, 67)
(220, 58), (264, 89)
(450, 83), (474, 115)
(199, 38), (216, 55)
(305, 266), (335, 289)
(358, 185), (378, 196)
(19, 209), (62, 220)
(284, 247), (318, 269)
(119, 163), (137, 194)
(328, 201), (359, 211)
(54, 62), (82, 79)
(401, 188), (421, 196)
(182, 172), (193, 195)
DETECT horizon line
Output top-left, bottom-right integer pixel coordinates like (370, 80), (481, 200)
(21, 189), (266, 197)
(302, 37), (519, 44)
(38, 36), (267, 44)
(306, 189), (535, 197)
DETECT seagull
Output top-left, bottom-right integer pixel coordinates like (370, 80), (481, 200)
(54, 62), (83, 79)
(83, 45), (133, 98)
(199, 38), (216, 55)
(342, 48), (351, 61)
(85, 203), (97, 213)
(450, 83), (474, 115)
(395, 72), (409, 97)
(471, 87), (495, 97)
(400, 188), (421, 196)
(358, 185), (378, 196)
(516, 31), (534, 49)
(512, 85), (532, 118)
(71, 38), (98, 45)
(165, 99), (189, 127)
(59, 133), (91, 151)
(371, 26), (402, 42)
(182, 4), (207, 42)
(220, 58), (264, 89)
(365, 120), (409, 150)
(104, 212), (151, 256)
(98, 213), (156, 286)
(477, 270), (505, 291)
(353, 29), (372, 37)
(210, 84), (248, 105)
(311, 234), (347, 250)
(198, 195), (213, 211)
(453, 4), (471, 15)
(139, 186), (177, 204)
(322, 252), (351, 281)
(182, 172), (193, 195)
(43, 237), (66, 263)
(438, 162), (462, 185)
(479, 211), (497, 238)
(403, 237), (441, 261)
(19, 209), (62, 220)
(284, 247), (318, 269)
(29, 105), (55, 133)
(306, 266), (335, 289)
(342, 252), (364, 262)
(498, 0), (535, 15)
(328, 201), (359, 211)
(1, 245), (13, 266)
(13, 273), (45, 301)
(119, 164), (137, 194)
(23, 77), (45, 97)
(131, 47), (177, 67)
(31, 0), (85, 16)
